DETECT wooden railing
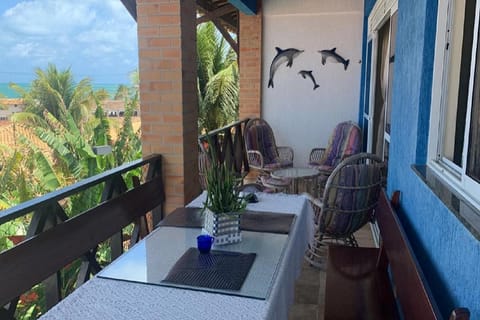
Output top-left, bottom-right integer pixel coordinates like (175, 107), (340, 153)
(0, 154), (164, 318)
(198, 119), (250, 189)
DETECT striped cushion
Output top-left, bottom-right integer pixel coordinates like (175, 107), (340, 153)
(246, 123), (279, 165)
(322, 122), (361, 167)
(319, 163), (382, 237)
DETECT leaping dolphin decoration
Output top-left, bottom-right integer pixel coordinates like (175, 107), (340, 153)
(298, 70), (320, 90)
(268, 47), (304, 88)
(318, 47), (350, 70)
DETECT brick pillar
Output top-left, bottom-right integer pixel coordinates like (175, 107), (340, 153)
(137, 0), (199, 214)
(238, 5), (262, 120)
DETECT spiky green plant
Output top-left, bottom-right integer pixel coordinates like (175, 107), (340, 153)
(202, 141), (245, 215)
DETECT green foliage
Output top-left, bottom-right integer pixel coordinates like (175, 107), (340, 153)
(203, 142), (246, 214)
(0, 220), (25, 252)
(112, 90), (141, 165)
(1, 65), (143, 318)
(197, 22), (239, 133)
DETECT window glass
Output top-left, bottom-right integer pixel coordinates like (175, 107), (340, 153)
(466, 20), (480, 183)
(430, 0), (480, 203)
(441, 0), (475, 167)
(385, 12), (397, 135)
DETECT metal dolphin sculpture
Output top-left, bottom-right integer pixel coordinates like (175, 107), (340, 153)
(268, 47), (304, 88)
(298, 70), (319, 90)
(318, 47), (350, 70)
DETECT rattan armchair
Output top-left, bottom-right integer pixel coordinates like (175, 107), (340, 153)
(244, 118), (294, 175)
(308, 121), (361, 196)
(304, 153), (385, 268)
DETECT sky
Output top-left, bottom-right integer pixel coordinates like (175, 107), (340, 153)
(0, 0), (138, 84)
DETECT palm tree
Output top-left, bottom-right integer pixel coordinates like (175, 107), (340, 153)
(197, 22), (239, 133)
(5, 65), (141, 213)
(11, 64), (99, 130)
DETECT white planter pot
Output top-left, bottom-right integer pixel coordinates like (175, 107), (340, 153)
(203, 209), (242, 245)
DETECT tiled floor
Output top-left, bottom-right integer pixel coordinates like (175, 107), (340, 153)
(288, 224), (376, 320)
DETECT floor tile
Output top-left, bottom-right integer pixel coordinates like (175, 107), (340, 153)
(288, 222), (375, 320)
(288, 304), (318, 320)
(294, 284), (320, 304)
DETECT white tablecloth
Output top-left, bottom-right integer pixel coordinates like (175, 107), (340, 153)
(40, 192), (313, 320)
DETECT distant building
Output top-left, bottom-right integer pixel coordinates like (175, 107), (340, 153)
(0, 99), (138, 121)
(97, 100), (139, 117)
(0, 99), (25, 121)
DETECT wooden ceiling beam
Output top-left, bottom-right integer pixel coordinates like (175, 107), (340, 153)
(196, 0), (237, 32)
(211, 18), (238, 54)
(197, 5), (236, 25)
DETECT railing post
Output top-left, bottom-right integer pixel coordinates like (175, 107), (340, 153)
(146, 156), (164, 227)
(102, 175), (128, 260)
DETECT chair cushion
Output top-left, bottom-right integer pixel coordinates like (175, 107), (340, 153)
(264, 160), (293, 170)
(320, 163), (381, 236)
(246, 123), (279, 165)
(323, 122), (361, 167)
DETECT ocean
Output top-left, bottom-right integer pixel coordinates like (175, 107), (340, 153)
(0, 83), (122, 99)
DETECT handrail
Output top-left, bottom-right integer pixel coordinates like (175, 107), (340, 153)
(0, 154), (164, 317)
(0, 154), (162, 224)
(197, 118), (250, 189)
(197, 119), (249, 142)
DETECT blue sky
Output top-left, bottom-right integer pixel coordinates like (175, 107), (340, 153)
(0, 0), (138, 84)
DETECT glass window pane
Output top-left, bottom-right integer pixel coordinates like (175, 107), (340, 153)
(442, 0), (475, 166)
(467, 16), (480, 182)
(385, 12), (398, 135)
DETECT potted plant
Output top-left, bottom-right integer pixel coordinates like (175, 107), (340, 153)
(202, 144), (246, 245)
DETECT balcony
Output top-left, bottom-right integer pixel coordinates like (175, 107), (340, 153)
(0, 0), (479, 319)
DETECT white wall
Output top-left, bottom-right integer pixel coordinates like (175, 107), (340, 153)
(262, 0), (364, 166)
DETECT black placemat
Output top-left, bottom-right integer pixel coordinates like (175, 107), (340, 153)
(162, 247), (256, 291)
(158, 207), (203, 228)
(241, 212), (295, 234)
(159, 207), (295, 234)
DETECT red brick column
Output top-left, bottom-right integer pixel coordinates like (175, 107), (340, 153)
(239, 5), (263, 120)
(137, 0), (199, 214)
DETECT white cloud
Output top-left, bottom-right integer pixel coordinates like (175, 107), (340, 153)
(3, 0), (96, 36)
(0, 0), (137, 84)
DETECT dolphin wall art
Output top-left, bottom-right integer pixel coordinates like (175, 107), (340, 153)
(268, 47), (304, 88)
(298, 70), (320, 90)
(318, 47), (350, 70)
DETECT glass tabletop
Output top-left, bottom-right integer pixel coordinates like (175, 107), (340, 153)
(98, 226), (289, 300)
(272, 167), (320, 179)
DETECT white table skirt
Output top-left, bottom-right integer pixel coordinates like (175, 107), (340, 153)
(40, 192), (313, 320)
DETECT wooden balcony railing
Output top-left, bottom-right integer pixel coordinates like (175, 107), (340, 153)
(198, 118), (250, 189)
(0, 154), (164, 318)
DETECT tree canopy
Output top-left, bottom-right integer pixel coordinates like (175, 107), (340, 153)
(197, 22), (239, 133)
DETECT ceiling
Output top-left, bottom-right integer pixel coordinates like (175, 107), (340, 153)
(120, 0), (240, 33)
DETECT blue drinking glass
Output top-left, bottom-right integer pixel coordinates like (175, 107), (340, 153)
(197, 234), (214, 254)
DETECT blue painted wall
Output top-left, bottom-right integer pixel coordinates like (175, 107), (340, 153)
(362, 0), (480, 318)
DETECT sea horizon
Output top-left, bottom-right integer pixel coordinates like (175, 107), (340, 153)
(0, 82), (123, 99)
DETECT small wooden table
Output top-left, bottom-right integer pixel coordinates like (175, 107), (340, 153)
(271, 167), (320, 194)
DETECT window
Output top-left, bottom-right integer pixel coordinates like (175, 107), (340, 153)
(429, 0), (480, 204)
(366, 0), (398, 175)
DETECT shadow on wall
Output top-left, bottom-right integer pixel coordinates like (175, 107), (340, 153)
(395, 205), (457, 318)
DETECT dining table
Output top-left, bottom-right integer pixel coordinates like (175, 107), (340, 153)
(40, 191), (314, 320)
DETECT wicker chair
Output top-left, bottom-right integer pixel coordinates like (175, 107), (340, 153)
(244, 118), (294, 176)
(308, 121), (362, 196)
(304, 153), (384, 268)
